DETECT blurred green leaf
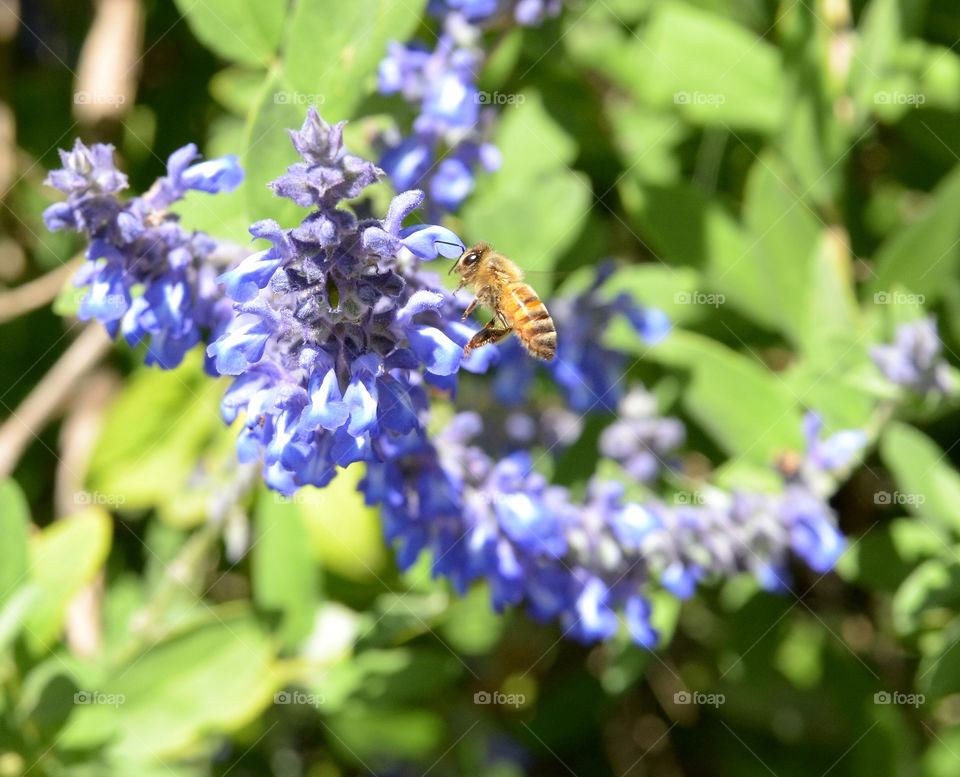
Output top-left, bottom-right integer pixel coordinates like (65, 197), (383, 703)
(0, 479), (30, 606)
(326, 707), (446, 764)
(172, 0), (286, 67)
(253, 488), (320, 649)
(638, 3), (783, 132)
(881, 422), (960, 533)
(243, 69), (307, 229)
(892, 558), (960, 636)
(296, 465), (387, 580)
(60, 609), (277, 760)
(868, 164), (960, 303)
(0, 584), (39, 655)
(639, 330), (803, 463)
(461, 91), (591, 278)
(284, 0), (424, 121)
(27, 508), (112, 652)
(740, 153), (822, 350)
(87, 357), (223, 515)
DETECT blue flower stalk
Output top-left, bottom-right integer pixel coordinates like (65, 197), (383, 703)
(377, 1), (561, 214)
(364, 392), (862, 648)
(207, 108), (486, 494)
(43, 140), (244, 369)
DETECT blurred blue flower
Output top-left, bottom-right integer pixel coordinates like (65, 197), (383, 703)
(492, 264), (671, 412)
(44, 139), (243, 370)
(870, 317), (953, 396)
(599, 387), (685, 482)
(362, 405), (849, 649)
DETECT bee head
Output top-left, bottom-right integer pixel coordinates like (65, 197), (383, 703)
(449, 242), (489, 282)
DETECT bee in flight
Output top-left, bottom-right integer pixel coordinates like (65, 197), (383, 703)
(449, 242), (557, 361)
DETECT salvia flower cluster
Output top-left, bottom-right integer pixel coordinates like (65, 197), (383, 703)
(364, 391), (863, 647)
(43, 140), (244, 370)
(378, 0), (560, 213)
(206, 109), (479, 494)
(48, 109), (935, 651)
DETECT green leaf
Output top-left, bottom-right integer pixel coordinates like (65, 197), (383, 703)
(253, 488), (320, 649)
(461, 92), (591, 279)
(243, 69), (307, 229)
(326, 707), (446, 764)
(296, 465), (387, 581)
(635, 330), (803, 463)
(892, 558), (960, 636)
(0, 479), (30, 606)
(59, 610), (277, 760)
(27, 508), (112, 652)
(739, 153), (822, 349)
(880, 423), (960, 533)
(0, 584), (39, 655)
(87, 356), (223, 514)
(850, 0), (905, 125)
(868, 164), (960, 303)
(172, 0), (286, 67)
(637, 3), (783, 132)
(284, 0), (424, 121)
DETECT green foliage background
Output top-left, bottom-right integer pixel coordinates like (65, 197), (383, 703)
(2, 0), (960, 775)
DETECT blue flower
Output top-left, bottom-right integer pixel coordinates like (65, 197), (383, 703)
(870, 317), (953, 396)
(44, 139), (244, 371)
(208, 109), (484, 493)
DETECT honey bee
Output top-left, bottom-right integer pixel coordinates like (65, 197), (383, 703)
(449, 242), (557, 361)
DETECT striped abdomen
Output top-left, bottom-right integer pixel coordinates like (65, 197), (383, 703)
(500, 281), (557, 361)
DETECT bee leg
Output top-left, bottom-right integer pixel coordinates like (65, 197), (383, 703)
(463, 317), (511, 357)
(461, 297), (480, 321)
